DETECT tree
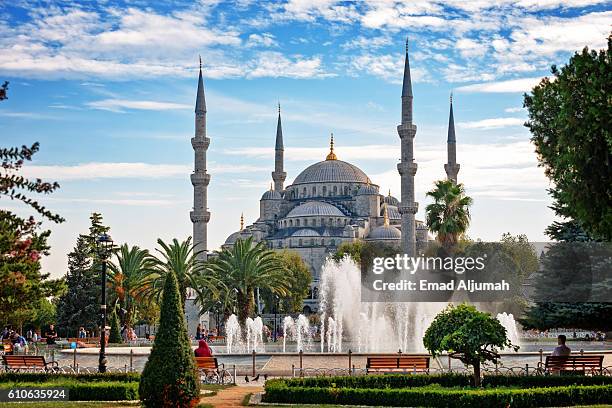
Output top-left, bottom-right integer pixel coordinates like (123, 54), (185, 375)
(332, 240), (365, 264)
(0, 81), (7, 101)
(144, 237), (212, 308)
(1, 143), (64, 224)
(56, 213), (110, 337)
(204, 237), (291, 324)
(425, 180), (473, 251)
(524, 34), (612, 240)
(139, 270), (199, 408)
(108, 306), (122, 344)
(260, 250), (312, 314)
(108, 244), (154, 329)
(423, 304), (517, 387)
(0, 211), (64, 331)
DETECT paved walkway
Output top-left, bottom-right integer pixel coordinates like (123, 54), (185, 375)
(200, 385), (263, 408)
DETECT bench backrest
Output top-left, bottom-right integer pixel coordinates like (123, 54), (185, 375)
(545, 355), (604, 369)
(195, 357), (218, 370)
(3, 355), (47, 367)
(367, 356), (430, 369)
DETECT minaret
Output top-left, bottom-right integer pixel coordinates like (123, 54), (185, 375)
(444, 93), (460, 184)
(397, 38), (418, 256)
(271, 103), (286, 192)
(190, 56), (211, 260)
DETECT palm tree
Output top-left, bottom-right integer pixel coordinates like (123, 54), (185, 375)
(108, 244), (155, 329)
(204, 237), (291, 324)
(144, 237), (219, 308)
(425, 179), (473, 251)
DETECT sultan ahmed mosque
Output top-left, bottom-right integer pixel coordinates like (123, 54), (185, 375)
(190, 40), (460, 312)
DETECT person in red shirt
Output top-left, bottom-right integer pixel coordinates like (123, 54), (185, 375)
(194, 339), (212, 357)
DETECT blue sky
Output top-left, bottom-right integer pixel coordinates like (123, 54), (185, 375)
(1, 0), (610, 277)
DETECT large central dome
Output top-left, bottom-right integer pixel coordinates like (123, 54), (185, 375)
(292, 159), (371, 185)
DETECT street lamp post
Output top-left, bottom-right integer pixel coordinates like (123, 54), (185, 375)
(96, 233), (113, 373)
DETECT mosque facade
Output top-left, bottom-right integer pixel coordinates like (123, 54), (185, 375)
(191, 41), (459, 313)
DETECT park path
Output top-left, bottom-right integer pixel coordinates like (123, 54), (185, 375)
(201, 385), (263, 407)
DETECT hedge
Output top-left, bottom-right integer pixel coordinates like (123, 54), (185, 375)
(0, 381), (138, 401)
(0, 372), (139, 383)
(263, 381), (612, 408)
(279, 373), (612, 389)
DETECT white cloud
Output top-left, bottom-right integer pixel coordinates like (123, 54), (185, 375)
(349, 53), (429, 83)
(247, 52), (331, 79)
(341, 35), (392, 50)
(246, 33), (278, 48)
(458, 117), (525, 129)
(505, 107), (525, 113)
(456, 77), (546, 93)
(86, 99), (192, 112)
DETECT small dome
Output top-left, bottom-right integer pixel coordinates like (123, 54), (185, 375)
(292, 160), (371, 185)
(286, 201), (344, 218)
(261, 189), (282, 200)
(357, 184), (379, 195)
(384, 194), (400, 207)
(382, 205), (401, 220)
(292, 228), (320, 237)
(367, 225), (401, 241)
(224, 231), (241, 245)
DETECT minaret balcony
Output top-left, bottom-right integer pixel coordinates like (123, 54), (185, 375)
(191, 172), (211, 186)
(398, 203), (419, 214)
(397, 162), (418, 176)
(191, 137), (210, 149)
(396, 123), (417, 139)
(272, 170), (287, 181)
(190, 210), (210, 223)
(444, 163), (460, 174)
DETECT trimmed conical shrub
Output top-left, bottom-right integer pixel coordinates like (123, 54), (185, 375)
(139, 271), (199, 407)
(108, 306), (123, 344)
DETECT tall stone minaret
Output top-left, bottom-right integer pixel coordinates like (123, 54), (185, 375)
(444, 93), (460, 184)
(271, 103), (286, 192)
(190, 56), (211, 260)
(397, 38), (418, 256)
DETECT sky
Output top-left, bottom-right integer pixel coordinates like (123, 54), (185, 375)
(1, 0), (610, 278)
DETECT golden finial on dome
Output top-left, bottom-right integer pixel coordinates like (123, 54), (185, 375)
(383, 203), (390, 227)
(326, 132), (337, 160)
(388, 189), (392, 197)
(270, 182), (273, 191)
(240, 213), (244, 230)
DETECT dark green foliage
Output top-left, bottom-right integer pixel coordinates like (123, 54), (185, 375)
(56, 213), (110, 337)
(423, 304), (516, 386)
(264, 379), (612, 408)
(108, 306), (122, 344)
(276, 374), (612, 389)
(260, 250), (312, 314)
(0, 372), (139, 383)
(524, 34), (612, 241)
(520, 301), (612, 331)
(425, 180), (473, 250)
(139, 270), (199, 408)
(0, 81), (7, 100)
(0, 381), (138, 401)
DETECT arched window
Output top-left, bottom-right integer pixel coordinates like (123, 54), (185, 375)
(322, 186), (327, 195)
(333, 186), (337, 195)
(344, 186), (349, 195)
(302, 187), (307, 197)
(298, 239), (303, 246)
(310, 219), (315, 226)
(329, 218), (333, 226)
(296, 219), (300, 226)
(312, 186), (316, 195)
(289, 219), (293, 227)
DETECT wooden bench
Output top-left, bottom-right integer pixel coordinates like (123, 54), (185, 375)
(2, 355), (58, 372)
(541, 355), (604, 375)
(366, 356), (430, 374)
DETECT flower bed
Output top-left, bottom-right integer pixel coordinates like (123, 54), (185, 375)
(263, 375), (612, 408)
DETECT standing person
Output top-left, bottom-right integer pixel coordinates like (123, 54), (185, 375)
(195, 323), (202, 340)
(78, 327), (86, 339)
(194, 339), (213, 357)
(26, 328), (33, 342)
(45, 325), (57, 345)
(552, 335), (571, 356)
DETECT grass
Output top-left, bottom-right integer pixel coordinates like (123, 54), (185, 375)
(241, 392), (253, 406)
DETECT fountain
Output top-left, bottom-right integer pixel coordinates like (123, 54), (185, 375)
(225, 314), (242, 353)
(496, 312), (521, 351)
(281, 315), (314, 352)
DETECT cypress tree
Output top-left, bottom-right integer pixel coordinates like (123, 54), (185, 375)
(108, 306), (122, 344)
(139, 271), (199, 407)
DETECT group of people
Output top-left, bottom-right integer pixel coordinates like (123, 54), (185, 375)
(1, 328), (28, 353)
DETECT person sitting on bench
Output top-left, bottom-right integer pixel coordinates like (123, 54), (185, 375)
(552, 334), (571, 356)
(194, 339), (213, 357)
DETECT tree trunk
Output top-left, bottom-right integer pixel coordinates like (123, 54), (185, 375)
(237, 292), (251, 325)
(473, 361), (481, 387)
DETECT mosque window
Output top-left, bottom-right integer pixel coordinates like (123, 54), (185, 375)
(344, 186), (349, 195)
(322, 186), (327, 195)
(310, 238), (314, 246)
(331, 239), (336, 246)
(298, 239), (303, 246)
(296, 219), (300, 226)
(289, 220), (293, 227)
(302, 187), (307, 197)
(312, 186), (316, 195)
(329, 217), (333, 225)
(333, 186), (337, 195)
(310, 219), (315, 226)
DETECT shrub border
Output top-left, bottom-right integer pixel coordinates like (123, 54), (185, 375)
(0, 372), (139, 383)
(264, 379), (612, 408)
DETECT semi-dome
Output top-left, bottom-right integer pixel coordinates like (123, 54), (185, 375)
(367, 224), (401, 241)
(286, 201), (344, 218)
(357, 183), (379, 195)
(261, 189), (282, 200)
(291, 228), (320, 237)
(224, 231), (241, 245)
(292, 160), (371, 185)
